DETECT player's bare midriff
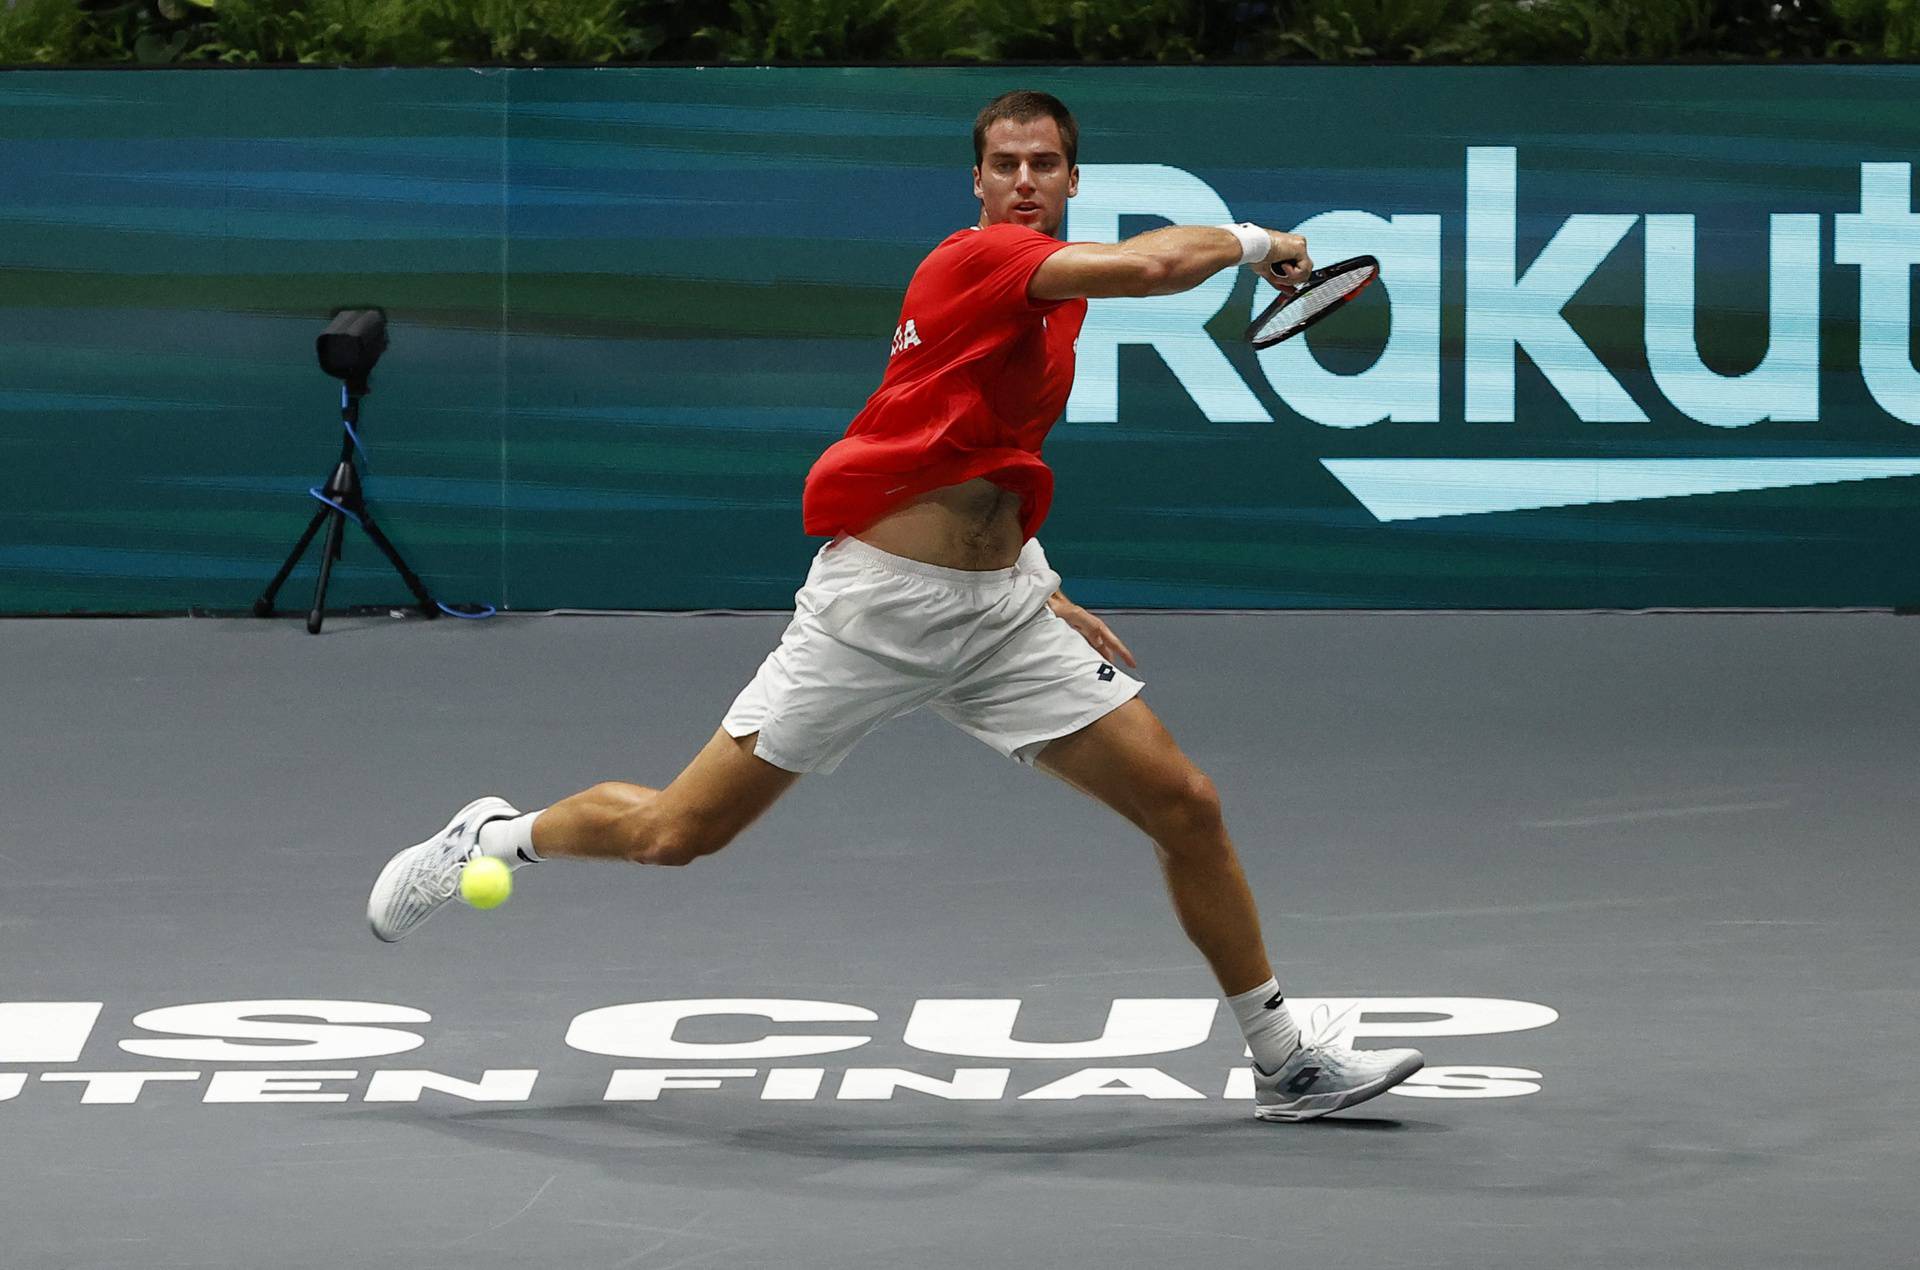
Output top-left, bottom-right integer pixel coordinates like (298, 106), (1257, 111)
(852, 477), (1024, 571)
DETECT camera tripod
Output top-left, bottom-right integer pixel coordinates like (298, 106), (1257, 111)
(253, 385), (438, 634)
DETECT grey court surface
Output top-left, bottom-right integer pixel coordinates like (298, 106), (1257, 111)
(2, 611), (1916, 1269)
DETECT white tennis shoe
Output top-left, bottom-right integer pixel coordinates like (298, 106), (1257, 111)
(1252, 1003), (1425, 1122)
(367, 796), (520, 942)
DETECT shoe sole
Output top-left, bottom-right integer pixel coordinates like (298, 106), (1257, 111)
(367, 796), (515, 943)
(1254, 1052), (1425, 1122)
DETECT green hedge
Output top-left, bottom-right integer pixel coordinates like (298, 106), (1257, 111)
(1, 0), (1915, 68)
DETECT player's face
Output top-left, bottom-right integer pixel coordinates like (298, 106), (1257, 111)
(973, 117), (1078, 238)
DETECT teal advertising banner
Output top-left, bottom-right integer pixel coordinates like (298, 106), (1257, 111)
(1, 66), (1916, 611)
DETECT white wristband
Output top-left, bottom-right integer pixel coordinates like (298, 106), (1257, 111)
(1219, 222), (1269, 267)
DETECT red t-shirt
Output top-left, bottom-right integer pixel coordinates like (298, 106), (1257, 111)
(801, 223), (1088, 543)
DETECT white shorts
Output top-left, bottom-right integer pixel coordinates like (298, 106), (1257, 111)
(722, 534), (1146, 775)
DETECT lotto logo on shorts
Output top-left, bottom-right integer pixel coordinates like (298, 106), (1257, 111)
(889, 319), (922, 356)
(1096, 663), (1114, 681)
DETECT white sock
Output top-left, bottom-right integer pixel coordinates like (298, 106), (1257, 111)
(477, 809), (546, 868)
(1227, 977), (1301, 1073)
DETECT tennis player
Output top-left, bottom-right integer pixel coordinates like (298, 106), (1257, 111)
(369, 90), (1423, 1121)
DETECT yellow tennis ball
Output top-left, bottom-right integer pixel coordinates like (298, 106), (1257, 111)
(459, 857), (512, 910)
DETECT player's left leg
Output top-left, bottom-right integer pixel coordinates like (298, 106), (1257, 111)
(1032, 697), (1423, 1120)
(1031, 697), (1270, 994)
(923, 543), (1418, 1117)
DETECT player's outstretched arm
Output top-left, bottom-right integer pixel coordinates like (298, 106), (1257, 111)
(1029, 225), (1310, 302)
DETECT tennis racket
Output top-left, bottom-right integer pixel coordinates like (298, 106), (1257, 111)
(1243, 255), (1380, 349)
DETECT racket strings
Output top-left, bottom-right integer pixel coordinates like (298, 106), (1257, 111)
(1252, 263), (1377, 343)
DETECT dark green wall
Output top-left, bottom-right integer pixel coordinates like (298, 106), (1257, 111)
(3, 66), (1916, 612)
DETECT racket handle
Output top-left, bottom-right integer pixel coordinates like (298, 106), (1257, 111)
(1259, 263), (1300, 293)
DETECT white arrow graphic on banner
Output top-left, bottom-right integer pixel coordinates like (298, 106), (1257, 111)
(1321, 458), (1920, 522)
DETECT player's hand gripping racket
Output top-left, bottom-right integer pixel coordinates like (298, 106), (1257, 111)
(1244, 255), (1380, 348)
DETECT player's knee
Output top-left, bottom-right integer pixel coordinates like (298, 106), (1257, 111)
(628, 814), (730, 868)
(593, 788), (678, 866)
(1148, 770), (1224, 844)
(627, 828), (693, 867)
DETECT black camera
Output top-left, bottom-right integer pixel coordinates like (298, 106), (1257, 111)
(315, 307), (388, 394)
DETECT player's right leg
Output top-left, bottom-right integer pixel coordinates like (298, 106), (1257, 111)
(368, 535), (921, 942)
(532, 727), (800, 867)
(367, 728), (799, 941)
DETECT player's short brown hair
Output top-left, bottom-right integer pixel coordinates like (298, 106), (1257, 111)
(972, 91), (1078, 170)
